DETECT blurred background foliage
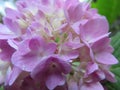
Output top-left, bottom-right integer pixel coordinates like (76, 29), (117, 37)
(0, 0), (120, 90)
(92, 0), (120, 90)
(92, 0), (120, 36)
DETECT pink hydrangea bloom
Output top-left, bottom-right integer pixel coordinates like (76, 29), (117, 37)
(0, 0), (118, 90)
(12, 36), (57, 72)
(31, 55), (71, 90)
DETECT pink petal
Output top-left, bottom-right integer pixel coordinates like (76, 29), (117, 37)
(68, 79), (79, 90)
(3, 17), (21, 35)
(92, 37), (113, 53)
(71, 22), (81, 34)
(0, 40), (15, 61)
(17, 39), (31, 55)
(81, 17), (109, 42)
(86, 62), (98, 75)
(55, 0), (64, 8)
(46, 74), (65, 90)
(0, 24), (17, 39)
(12, 51), (39, 72)
(29, 37), (56, 55)
(29, 37), (43, 51)
(64, 0), (83, 22)
(80, 82), (104, 90)
(44, 43), (57, 55)
(5, 66), (22, 86)
(62, 50), (79, 60)
(96, 70), (105, 80)
(95, 52), (118, 65)
(30, 59), (47, 81)
(7, 39), (18, 50)
(79, 46), (91, 61)
(104, 70), (116, 82)
(89, 33), (110, 44)
(5, 8), (20, 20)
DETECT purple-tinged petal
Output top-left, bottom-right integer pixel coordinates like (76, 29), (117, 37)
(5, 8), (21, 20)
(103, 70), (116, 82)
(31, 56), (71, 79)
(64, 0), (79, 9)
(12, 51), (39, 72)
(0, 40), (15, 61)
(41, 0), (50, 5)
(71, 21), (81, 35)
(46, 74), (65, 90)
(54, 84), (68, 90)
(31, 56), (71, 89)
(95, 70), (105, 80)
(95, 52), (118, 65)
(20, 76), (41, 90)
(16, 0), (27, 10)
(79, 46), (91, 61)
(61, 49), (79, 61)
(7, 39), (18, 50)
(80, 82), (104, 90)
(86, 62), (98, 75)
(68, 79), (79, 90)
(64, 1), (83, 23)
(5, 66), (22, 86)
(17, 39), (31, 55)
(59, 38), (80, 60)
(54, 0), (64, 8)
(71, 20), (87, 35)
(44, 43), (57, 55)
(81, 17), (109, 42)
(0, 24), (17, 39)
(29, 37), (56, 55)
(29, 37), (43, 51)
(65, 34), (83, 49)
(80, 41), (94, 61)
(57, 58), (71, 74)
(31, 61), (47, 81)
(89, 33), (110, 44)
(12, 37), (56, 72)
(3, 18), (21, 35)
(92, 37), (113, 53)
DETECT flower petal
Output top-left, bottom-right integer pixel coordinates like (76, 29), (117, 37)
(0, 24), (17, 39)
(65, 1), (83, 22)
(86, 62), (98, 75)
(5, 8), (20, 20)
(3, 18), (21, 35)
(5, 66), (22, 86)
(46, 73), (65, 90)
(95, 52), (118, 65)
(12, 51), (39, 72)
(81, 17), (109, 42)
(92, 37), (113, 53)
(80, 82), (104, 90)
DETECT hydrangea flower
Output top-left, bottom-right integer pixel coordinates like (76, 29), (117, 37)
(0, 0), (118, 90)
(31, 55), (71, 90)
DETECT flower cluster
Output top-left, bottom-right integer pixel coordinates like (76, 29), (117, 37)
(0, 0), (118, 90)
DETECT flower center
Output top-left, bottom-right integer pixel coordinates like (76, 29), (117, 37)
(52, 63), (56, 68)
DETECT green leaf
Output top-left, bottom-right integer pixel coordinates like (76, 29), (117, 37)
(111, 32), (120, 61)
(92, 0), (120, 24)
(104, 32), (120, 90)
(0, 86), (3, 90)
